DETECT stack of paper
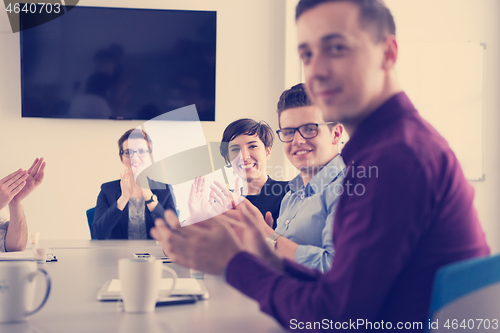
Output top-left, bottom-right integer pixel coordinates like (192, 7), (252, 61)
(98, 278), (209, 301)
(108, 278), (203, 295)
(0, 250), (34, 261)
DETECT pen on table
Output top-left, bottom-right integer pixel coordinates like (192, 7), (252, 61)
(159, 257), (172, 263)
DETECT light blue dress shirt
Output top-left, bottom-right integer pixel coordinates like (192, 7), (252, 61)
(275, 154), (345, 272)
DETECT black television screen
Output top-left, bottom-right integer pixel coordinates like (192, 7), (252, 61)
(20, 6), (217, 121)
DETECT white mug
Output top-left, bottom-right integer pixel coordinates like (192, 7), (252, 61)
(32, 247), (48, 264)
(29, 232), (40, 245)
(0, 261), (51, 323)
(118, 258), (177, 313)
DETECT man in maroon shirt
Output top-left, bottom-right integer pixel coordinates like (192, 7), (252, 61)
(151, 0), (489, 331)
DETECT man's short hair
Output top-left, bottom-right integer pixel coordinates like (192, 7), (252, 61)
(295, 0), (396, 42)
(276, 83), (312, 127)
(220, 119), (274, 165)
(277, 83), (340, 130)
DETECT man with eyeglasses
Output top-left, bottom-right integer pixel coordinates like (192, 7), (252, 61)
(252, 83), (345, 272)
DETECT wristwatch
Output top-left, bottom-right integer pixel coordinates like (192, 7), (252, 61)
(145, 194), (158, 204)
(266, 231), (281, 249)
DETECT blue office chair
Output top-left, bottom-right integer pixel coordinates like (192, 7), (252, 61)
(427, 254), (500, 332)
(86, 207), (96, 239)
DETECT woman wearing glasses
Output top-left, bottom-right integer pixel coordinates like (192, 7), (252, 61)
(92, 129), (176, 239)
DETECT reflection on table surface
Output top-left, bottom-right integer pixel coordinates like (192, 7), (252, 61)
(5, 240), (286, 333)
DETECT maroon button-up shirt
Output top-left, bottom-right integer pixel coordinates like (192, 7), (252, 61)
(226, 92), (489, 332)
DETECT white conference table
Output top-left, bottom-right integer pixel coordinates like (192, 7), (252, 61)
(3, 240), (286, 333)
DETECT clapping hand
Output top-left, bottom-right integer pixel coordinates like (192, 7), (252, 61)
(207, 177), (275, 246)
(151, 210), (244, 275)
(119, 166), (134, 200)
(209, 180), (233, 210)
(186, 177), (226, 225)
(0, 169), (28, 209)
(219, 199), (282, 268)
(209, 176), (275, 236)
(187, 177), (209, 218)
(10, 158), (46, 205)
(116, 166), (139, 211)
(209, 177), (245, 211)
(151, 187), (284, 273)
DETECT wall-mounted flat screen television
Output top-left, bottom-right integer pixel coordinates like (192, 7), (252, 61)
(20, 6), (217, 121)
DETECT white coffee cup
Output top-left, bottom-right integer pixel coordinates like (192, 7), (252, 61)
(118, 258), (177, 313)
(29, 232), (40, 245)
(32, 247), (48, 264)
(0, 261), (51, 323)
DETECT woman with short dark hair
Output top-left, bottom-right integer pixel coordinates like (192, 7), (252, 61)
(218, 118), (288, 229)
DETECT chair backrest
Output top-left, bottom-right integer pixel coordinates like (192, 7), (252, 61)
(86, 207), (96, 239)
(427, 254), (500, 332)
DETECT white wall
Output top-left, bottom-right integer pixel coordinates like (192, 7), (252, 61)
(0, 0), (287, 240)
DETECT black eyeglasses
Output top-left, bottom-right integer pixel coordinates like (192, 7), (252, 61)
(120, 149), (150, 158)
(276, 122), (335, 143)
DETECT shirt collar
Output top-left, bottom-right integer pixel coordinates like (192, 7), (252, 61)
(288, 173), (304, 192)
(288, 154), (346, 195)
(341, 92), (416, 161)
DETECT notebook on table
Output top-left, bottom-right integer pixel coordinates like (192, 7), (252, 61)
(0, 250), (34, 261)
(97, 278), (209, 303)
(0, 251), (57, 262)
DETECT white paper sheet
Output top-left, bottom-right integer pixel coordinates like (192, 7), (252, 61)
(0, 250), (34, 260)
(108, 278), (203, 295)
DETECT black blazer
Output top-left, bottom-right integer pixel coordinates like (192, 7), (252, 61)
(92, 179), (176, 239)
